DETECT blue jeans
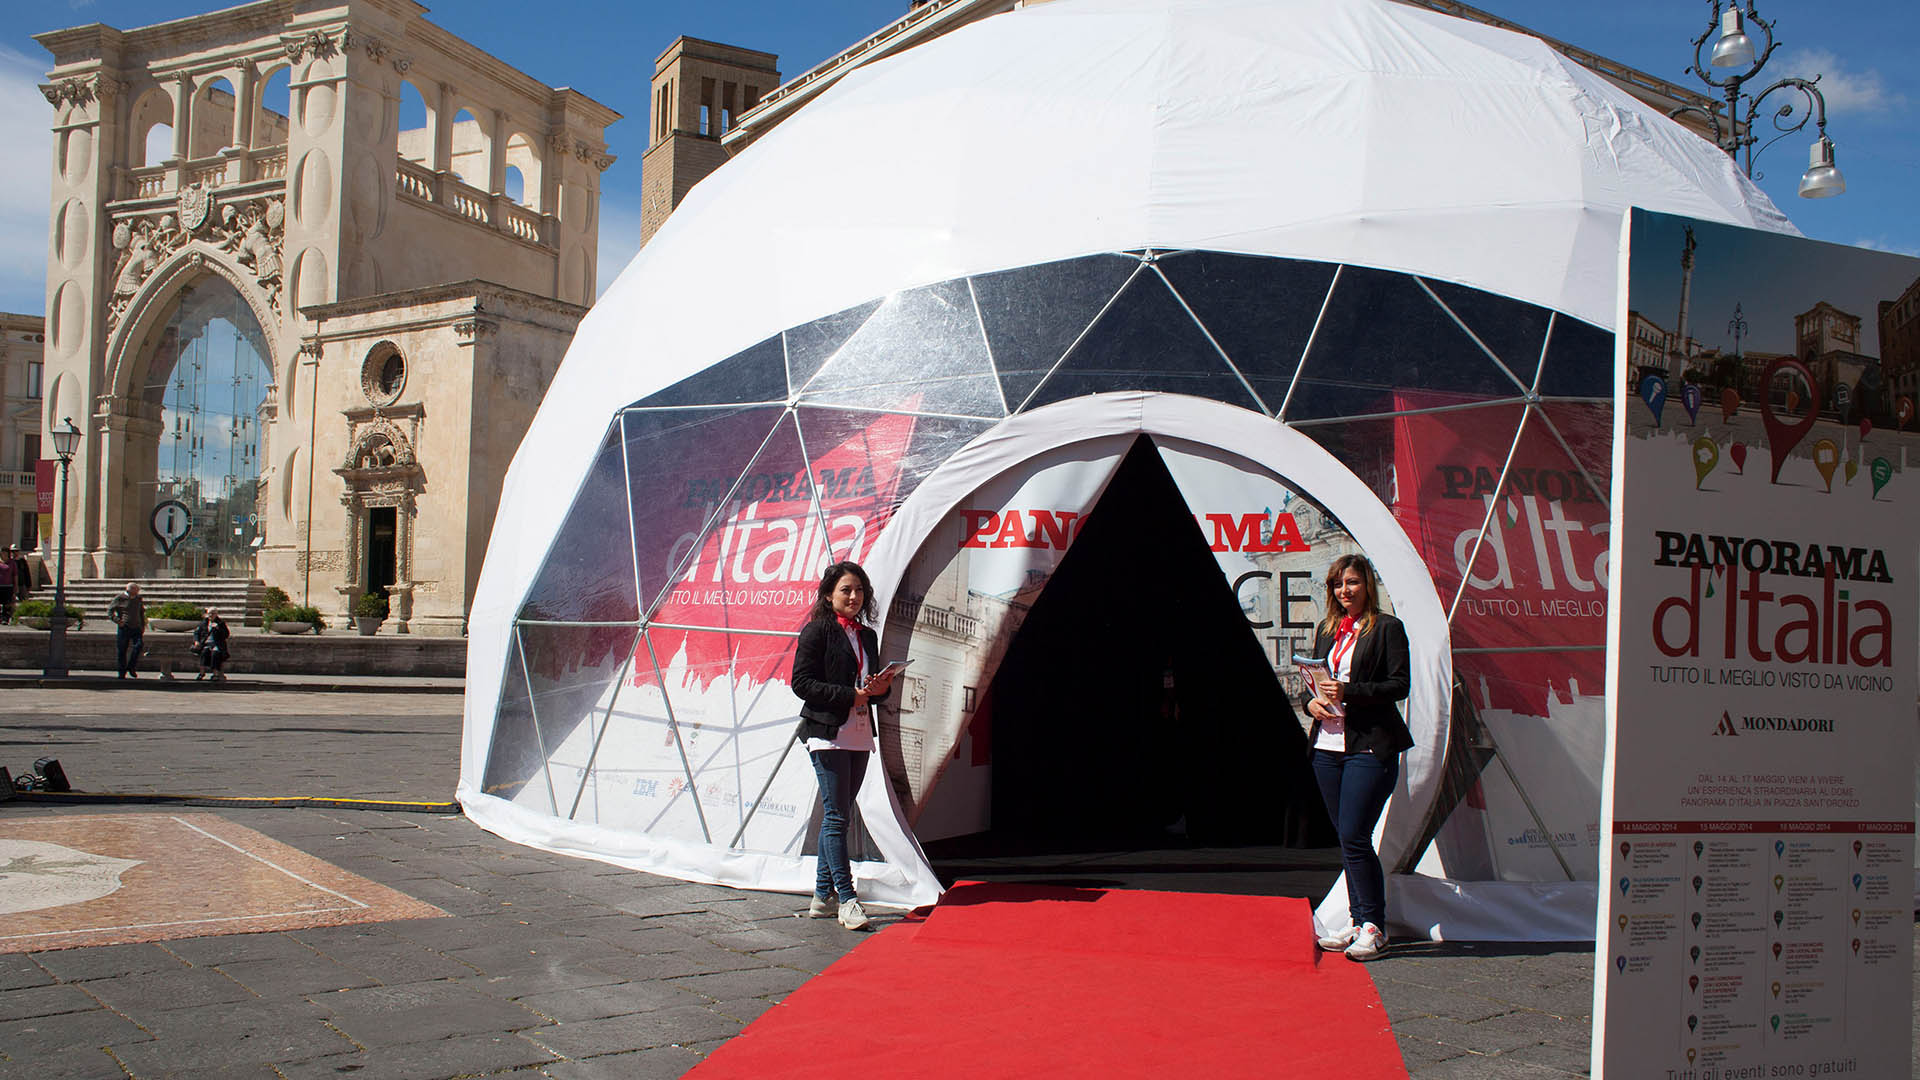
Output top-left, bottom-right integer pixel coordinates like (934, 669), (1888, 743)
(810, 749), (868, 902)
(1312, 748), (1398, 929)
(116, 626), (144, 677)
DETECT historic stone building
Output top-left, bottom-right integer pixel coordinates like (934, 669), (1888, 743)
(1, 315), (48, 555)
(35, 0), (617, 634)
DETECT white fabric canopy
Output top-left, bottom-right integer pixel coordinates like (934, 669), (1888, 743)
(463, 0), (1796, 938)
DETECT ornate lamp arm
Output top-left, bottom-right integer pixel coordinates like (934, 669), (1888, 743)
(1741, 76), (1828, 182)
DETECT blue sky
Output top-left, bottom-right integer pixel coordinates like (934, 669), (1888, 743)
(2, 0), (1914, 316)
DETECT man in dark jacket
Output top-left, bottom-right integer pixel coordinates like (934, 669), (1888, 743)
(107, 582), (146, 679)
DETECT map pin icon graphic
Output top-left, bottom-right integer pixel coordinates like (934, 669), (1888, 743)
(1688, 1049), (1697, 1066)
(1619, 877), (1631, 895)
(1692, 437), (1719, 489)
(1682, 382), (1702, 424)
(1618, 915), (1628, 932)
(1639, 374), (1668, 425)
(1852, 938), (1860, 955)
(1688, 1015), (1698, 1033)
(1853, 840), (1862, 857)
(1773, 910), (1783, 928)
(1729, 442), (1747, 473)
(1720, 387), (1740, 422)
(1775, 840), (1784, 857)
(1859, 417), (1871, 442)
(1690, 975), (1699, 993)
(1851, 909), (1859, 925)
(1870, 457), (1891, 498)
(1620, 841), (1630, 858)
(1845, 459), (1858, 485)
(1852, 873), (1861, 890)
(1692, 875), (1703, 893)
(1812, 439), (1839, 492)
(1693, 841), (1704, 858)
(1771, 942), (1780, 960)
(1771, 981), (1781, 998)
(1692, 912), (1702, 930)
(1615, 955), (1626, 973)
(1760, 358), (1819, 483)
(1898, 395), (1914, 430)
(1693, 945), (1703, 964)
(1773, 874), (1784, 892)
(1771, 1015), (1780, 1033)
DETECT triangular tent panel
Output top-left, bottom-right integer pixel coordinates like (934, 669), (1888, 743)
(463, 0), (1796, 938)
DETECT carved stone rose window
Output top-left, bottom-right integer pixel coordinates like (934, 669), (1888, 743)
(361, 341), (406, 405)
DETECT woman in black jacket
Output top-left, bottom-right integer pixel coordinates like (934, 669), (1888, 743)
(1303, 554), (1413, 961)
(790, 561), (897, 931)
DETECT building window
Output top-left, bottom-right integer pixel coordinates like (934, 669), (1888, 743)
(699, 104), (710, 136)
(18, 512), (36, 549)
(23, 434), (39, 469)
(26, 361), (42, 399)
(961, 685), (977, 714)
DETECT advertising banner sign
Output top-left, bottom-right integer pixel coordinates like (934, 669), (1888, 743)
(1595, 210), (1918, 1078)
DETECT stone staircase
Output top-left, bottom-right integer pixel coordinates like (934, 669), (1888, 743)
(50, 579), (272, 627)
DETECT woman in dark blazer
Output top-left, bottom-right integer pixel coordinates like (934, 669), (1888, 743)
(791, 561), (896, 931)
(1303, 553), (1413, 961)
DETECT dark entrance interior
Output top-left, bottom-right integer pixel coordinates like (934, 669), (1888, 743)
(923, 436), (1338, 895)
(366, 506), (397, 597)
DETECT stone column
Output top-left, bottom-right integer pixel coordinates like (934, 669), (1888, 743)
(169, 74), (191, 165)
(233, 62), (256, 154)
(432, 82), (457, 203)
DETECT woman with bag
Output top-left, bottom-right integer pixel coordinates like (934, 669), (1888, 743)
(1304, 554), (1413, 961)
(790, 561), (897, 931)
(192, 608), (232, 681)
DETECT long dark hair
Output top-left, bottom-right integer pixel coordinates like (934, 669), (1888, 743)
(807, 560), (876, 625)
(1318, 553), (1383, 638)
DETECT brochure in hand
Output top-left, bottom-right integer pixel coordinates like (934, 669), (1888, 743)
(860, 659), (914, 689)
(1291, 653), (1345, 718)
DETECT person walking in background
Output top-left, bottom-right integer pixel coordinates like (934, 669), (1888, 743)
(0, 547), (15, 624)
(8, 546), (29, 606)
(790, 560), (897, 931)
(192, 608), (231, 681)
(107, 582), (147, 679)
(1304, 553), (1413, 961)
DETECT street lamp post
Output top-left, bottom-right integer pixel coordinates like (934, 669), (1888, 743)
(44, 417), (81, 679)
(1670, 1), (1846, 198)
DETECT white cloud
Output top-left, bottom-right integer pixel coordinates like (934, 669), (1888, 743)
(594, 196), (643, 300)
(0, 44), (52, 316)
(1851, 236), (1920, 259)
(1780, 49), (1909, 116)
(0, 46), (51, 315)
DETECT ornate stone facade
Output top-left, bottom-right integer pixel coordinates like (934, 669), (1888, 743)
(35, 0), (617, 634)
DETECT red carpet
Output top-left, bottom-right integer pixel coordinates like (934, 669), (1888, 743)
(691, 883), (1407, 1078)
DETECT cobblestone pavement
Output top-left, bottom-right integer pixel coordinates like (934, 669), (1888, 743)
(2, 687), (1913, 1077)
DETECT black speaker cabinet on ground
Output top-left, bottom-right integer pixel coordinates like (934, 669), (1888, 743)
(33, 757), (70, 792)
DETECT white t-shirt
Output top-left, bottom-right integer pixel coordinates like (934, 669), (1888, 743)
(1312, 623), (1359, 753)
(806, 623), (876, 753)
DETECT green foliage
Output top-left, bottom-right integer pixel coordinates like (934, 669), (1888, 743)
(265, 605), (327, 633)
(354, 592), (390, 619)
(150, 601), (204, 621)
(262, 586), (290, 610)
(15, 599), (84, 627)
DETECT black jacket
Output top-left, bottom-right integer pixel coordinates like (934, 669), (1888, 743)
(791, 617), (889, 743)
(1302, 612), (1415, 758)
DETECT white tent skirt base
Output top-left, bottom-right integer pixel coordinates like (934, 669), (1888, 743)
(457, 782), (942, 910)
(1314, 874), (1599, 943)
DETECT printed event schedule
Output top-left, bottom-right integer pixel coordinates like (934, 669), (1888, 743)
(1595, 212), (1917, 1079)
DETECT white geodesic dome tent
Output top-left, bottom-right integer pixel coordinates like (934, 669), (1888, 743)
(460, 0), (1795, 940)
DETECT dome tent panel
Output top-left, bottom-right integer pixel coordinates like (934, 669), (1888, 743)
(971, 254), (1142, 411)
(1536, 315), (1618, 399)
(791, 409), (998, 530)
(797, 279), (1006, 419)
(784, 298), (884, 396)
(635, 333), (789, 409)
(517, 427), (641, 626)
(1284, 266), (1532, 423)
(1418, 278), (1559, 394)
(1154, 251), (1339, 415)
(1019, 265), (1264, 413)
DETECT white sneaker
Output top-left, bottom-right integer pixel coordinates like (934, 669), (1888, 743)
(807, 895), (838, 919)
(1345, 922), (1388, 961)
(1316, 924), (1359, 951)
(837, 897), (870, 931)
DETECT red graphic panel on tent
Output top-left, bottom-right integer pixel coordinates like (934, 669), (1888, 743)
(642, 410), (920, 685)
(1393, 394), (1608, 714)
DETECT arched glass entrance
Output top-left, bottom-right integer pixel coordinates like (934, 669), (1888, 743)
(143, 276), (273, 577)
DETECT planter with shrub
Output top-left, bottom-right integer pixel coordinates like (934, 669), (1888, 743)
(15, 599), (85, 630)
(149, 601), (203, 632)
(264, 605), (326, 635)
(354, 592), (389, 636)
